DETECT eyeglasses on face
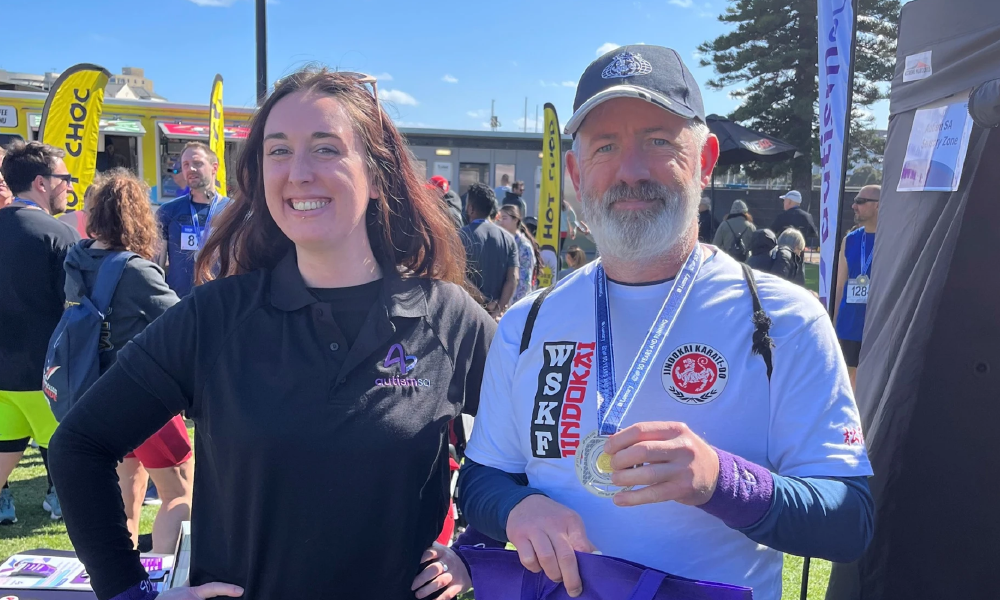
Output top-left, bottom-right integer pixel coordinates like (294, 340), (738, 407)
(852, 197), (878, 205)
(46, 173), (74, 184)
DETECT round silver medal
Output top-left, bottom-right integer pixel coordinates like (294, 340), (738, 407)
(575, 430), (632, 498)
(855, 274), (869, 287)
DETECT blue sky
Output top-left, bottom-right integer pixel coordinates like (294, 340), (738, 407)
(5, 0), (899, 132)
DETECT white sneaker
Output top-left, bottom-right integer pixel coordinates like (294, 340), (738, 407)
(42, 488), (62, 521)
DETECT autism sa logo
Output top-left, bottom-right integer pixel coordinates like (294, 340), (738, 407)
(661, 344), (729, 404)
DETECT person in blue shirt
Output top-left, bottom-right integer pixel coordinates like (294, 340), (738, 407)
(155, 142), (229, 297)
(834, 185), (880, 390)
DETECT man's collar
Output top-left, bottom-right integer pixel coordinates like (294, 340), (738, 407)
(269, 248), (428, 318)
(12, 195), (50, 213)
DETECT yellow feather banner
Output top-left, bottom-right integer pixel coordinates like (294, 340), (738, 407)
(536, 103), (563, 288)
(38, 63), (111, 211)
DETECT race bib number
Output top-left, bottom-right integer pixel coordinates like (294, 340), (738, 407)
(180, 225), (202, 252)
(846, 279), (869, 304)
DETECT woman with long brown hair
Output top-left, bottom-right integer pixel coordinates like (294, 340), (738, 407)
(61, 169), (194, 554)
(50, 69), (493, 600)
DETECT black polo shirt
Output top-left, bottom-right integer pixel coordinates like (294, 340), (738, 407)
(53, 249), (495, 600)
(0, 206), (80, 391)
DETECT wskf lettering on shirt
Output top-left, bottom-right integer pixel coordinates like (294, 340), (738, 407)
(530, 341), (594, 459)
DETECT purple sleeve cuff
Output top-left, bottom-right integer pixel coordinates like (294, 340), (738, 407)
(698, 448), (775, 530)
(108, 579), (158, 600)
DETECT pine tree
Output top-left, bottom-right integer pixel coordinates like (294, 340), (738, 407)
(698, 0), (900, 204)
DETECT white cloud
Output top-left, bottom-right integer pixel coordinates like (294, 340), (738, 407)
(669, 0), (694, 6)
(596, 42), (620, 57)
(481, 121), (494, 130)
(395, 121), (432, 128)
(186, 0), (237, 6)
(510, 61), (519, 67)
(442, 74), (459, 84)
(377, 89), (418, 106)
(374, 72), (393, 82)
(692, 50), (705, 61)
(699, 10), (715, 17)
(540, 80), (578, 89)
(467, 109), (489, 118)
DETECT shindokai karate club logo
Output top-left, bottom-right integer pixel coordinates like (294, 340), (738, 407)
(661, 344), (728, 404)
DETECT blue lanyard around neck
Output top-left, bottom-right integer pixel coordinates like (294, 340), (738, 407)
(593, 245), (704, 436)
(860, 230), (874, 276)
(189, 197), (221, 246)
(14, 197), (43, 211)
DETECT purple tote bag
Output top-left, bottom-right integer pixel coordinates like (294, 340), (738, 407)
(460, 546), (753, 600)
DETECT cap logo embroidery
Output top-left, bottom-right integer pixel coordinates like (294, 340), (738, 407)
(602, 51), (653, 79)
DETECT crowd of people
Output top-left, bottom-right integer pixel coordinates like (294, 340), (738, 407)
(698, 182), (879, 392)
(0, 45), (878, 600)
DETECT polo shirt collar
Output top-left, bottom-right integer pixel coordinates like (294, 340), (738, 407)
(269, 248), (428, 318)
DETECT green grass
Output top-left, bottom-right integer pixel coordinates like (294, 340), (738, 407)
(783, 555), (832, 600)
(2, 438), (832, 599)
(1, 444), (158, 561)
(804, 262), (819, 293)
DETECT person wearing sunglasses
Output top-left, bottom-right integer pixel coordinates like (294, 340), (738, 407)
(497, 203), (540, 303)
(50, 68), (491, 600)
(0, 141), (80, 526)
(167, 158), (191, 198)
(834, 185), (880, 390)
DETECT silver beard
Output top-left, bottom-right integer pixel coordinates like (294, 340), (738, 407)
(580, 178), (702, 262)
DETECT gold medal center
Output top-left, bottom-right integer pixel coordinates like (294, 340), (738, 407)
(595, 452), (613, 474)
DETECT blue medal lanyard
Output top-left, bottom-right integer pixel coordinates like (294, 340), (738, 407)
(14, 197), (43, 210)
(859, 231), (873, 277)
(189, 196), (221, 246)
(593, 244), (704, 436)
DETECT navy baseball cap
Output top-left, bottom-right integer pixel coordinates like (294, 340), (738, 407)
(564, 45), (706, 135)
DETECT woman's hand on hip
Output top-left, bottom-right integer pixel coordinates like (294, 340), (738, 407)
(412, 542), (472, 599)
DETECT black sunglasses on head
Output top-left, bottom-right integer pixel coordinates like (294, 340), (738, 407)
(853, 197), (878, 205)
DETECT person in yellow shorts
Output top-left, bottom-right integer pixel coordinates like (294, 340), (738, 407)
(0, 141), (79, 524)
(0, 391), (61, 522)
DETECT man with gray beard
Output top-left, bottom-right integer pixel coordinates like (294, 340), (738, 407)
(456, 45), (874, 600)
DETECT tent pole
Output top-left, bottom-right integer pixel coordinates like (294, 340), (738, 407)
(800, 559), (811, 600)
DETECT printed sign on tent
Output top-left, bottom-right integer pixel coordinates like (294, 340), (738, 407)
(898, 99), (975, 193)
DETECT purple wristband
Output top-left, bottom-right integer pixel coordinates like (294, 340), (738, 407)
(108, 579), (158, 600)
(698, 448), (774, 530)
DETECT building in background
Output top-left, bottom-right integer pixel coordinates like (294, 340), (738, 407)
(0, 67), (166, 101)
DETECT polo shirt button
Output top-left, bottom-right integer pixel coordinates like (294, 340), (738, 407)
(329, 342), (340, 352)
